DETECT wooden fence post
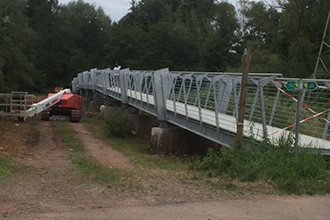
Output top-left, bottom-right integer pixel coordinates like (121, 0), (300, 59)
(234, 47), (251, 150)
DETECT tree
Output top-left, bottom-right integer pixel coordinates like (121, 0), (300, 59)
(104, 23), (148, 69)
(121, 0), (182, 30)
(279, 0), (330, 77)
(26, 0), (113, 89)
(0, 0), (35, 92)
(241, 1), (280, 43)
(206, 2), (240, 71)
(26, 0), (61, 90)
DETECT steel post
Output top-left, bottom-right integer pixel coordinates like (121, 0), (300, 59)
(119, 69), (129, 105)
(295, 88), (302, 155)
(322, 108), (330, 139)
(269, 82), (281, 126)
(259, 84), (267, 138)
(153, 68), (170, 127)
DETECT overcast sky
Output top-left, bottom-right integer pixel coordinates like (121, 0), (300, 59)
(57, 0), (135, 22)
(58, 0), (244, 22)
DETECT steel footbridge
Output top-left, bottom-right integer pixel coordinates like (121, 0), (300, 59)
(71, 68), (330, 154)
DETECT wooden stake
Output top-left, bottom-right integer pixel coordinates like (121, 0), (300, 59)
(234, 47), (251, 150)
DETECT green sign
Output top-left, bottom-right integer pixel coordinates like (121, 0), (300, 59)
(285, 81), (299, 90)
(285, 81), (318, 91)
(303, 82), (318, 90)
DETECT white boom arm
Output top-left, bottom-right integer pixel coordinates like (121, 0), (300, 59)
(26, 89), (71, 117)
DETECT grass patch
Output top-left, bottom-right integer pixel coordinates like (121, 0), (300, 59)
(82, 113), (190, 170)
(0, 158), (19, 180)
(69, 153), (131, 188)
(54, 121), (130, 188)
(191, 136), (330, 195)
(54, 121), (85, 153)
(109, 136), (189, 170)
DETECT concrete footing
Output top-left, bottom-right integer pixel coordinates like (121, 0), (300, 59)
(129, 114), (158, 137)
(151, 127), (220, 155)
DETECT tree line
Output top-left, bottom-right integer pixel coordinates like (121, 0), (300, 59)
(0, 0), (329, 93)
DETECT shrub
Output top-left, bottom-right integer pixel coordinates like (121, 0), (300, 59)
(191, 137), (330, 195)
(104, 108), (131, 138)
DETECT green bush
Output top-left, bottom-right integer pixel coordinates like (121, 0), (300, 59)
(191, 137), (330, 195)
(104, 108), (131, 138)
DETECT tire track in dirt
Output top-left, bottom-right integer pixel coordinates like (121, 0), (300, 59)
(70, 123), (134, 170)
(17, 121), (69, 170)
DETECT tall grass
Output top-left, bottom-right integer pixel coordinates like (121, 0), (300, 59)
(191, 136), (330, 195)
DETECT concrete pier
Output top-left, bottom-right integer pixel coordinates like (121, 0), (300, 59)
(129, 114), (158, 137)
(151, 127), (220, 155)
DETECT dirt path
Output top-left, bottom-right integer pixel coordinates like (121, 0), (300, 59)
(16, 121), (68, 170)
(0, 121), (137, 217)
(1, 120), (330, 220)
(4, 195), (330, 220)
(71, 123), (134, 170)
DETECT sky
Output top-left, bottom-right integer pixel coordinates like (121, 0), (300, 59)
(57, 0), (242, 22)
(57, 0), (135, 22)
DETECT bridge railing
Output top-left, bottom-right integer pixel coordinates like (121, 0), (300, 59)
(72, 68), (330, 148)
(161, 72), (278, 142)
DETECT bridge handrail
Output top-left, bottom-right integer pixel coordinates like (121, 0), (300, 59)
(71, 68), (330, 152)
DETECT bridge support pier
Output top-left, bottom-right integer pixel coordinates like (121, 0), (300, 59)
(150, 127), (220, 155)
(129, 114), (158, 137)
(81, 97), (91, 117)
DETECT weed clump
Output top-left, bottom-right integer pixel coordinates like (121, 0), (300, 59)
(0, 158), (19, 179)
(191, 137), (330, 195)
(104, 108), (131, 138)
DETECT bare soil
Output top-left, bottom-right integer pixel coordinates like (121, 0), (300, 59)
(0, 118), (329, 220)
(71, 123), (134, 170)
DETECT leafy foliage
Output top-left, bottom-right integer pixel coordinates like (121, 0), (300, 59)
(191, 137), (330, 195)
(0, 0), (35, 92)
(104, 108), (131, 138)
(1, 0), (330, 92)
